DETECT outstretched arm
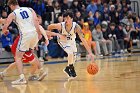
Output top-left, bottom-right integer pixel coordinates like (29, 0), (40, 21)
(0, 18), (6, 24)
(47, 23), (61, 31)
(2, 13), (15, 34)
(75, 24), (95, 62)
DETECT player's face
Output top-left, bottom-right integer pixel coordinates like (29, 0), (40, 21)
(9, 5), (14, 11)
(64, 16), (73, 25)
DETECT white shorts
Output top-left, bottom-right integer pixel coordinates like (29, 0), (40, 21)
(58, 41), (77, 54)
(17, 32), (39, 52)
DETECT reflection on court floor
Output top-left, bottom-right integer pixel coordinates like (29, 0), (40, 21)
(0, 54), (140, 93)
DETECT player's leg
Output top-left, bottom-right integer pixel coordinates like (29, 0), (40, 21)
(29, 34), (47, 81)
(11, 35), (31, 84)
(33, 54), (47, 81)
(12, 51), (27, 84)
(0, 62), (16, 80)
(28, 59), (39, 81)
(91, 41), (97, 55)
(63, 42), (77, 78)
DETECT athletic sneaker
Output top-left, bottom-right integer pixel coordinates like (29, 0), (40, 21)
(69, 66), (77, 78)
(63, 66), (71, 77)
(28, 75), (38, 81)
(0, 72), (4, 80)
(11, 78), (27, 85)
(38, 70), (47, 81)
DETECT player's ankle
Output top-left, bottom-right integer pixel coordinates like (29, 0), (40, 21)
(20, 74), (25, 79)
(69, 64), (73, 67)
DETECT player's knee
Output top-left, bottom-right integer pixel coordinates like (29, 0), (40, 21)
(15, 56), (22, 61)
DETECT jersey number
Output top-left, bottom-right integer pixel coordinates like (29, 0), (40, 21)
(20, 11), (29, 19)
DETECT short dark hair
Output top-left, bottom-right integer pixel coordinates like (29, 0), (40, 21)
(7, 0), (19, 6)
(63, 10), (74, 18)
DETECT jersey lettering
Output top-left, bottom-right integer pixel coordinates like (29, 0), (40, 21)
(20, 11), (29, 19)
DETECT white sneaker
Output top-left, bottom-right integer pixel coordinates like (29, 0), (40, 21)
(0, 72), (4, 80)
(11, 78), (27, 85)
(38, 70), (47, 81)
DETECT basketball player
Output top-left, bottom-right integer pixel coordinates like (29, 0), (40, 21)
(0, 35), (43, 81)
(47, 10), (95, 78)
(2, 0), (46, 84)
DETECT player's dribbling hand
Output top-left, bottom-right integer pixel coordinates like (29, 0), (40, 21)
(89, 53), (95, 63)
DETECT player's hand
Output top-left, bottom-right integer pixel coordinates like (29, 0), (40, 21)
(57, 34), (67, 40)
(47, 35), (53, 40)
(45, 40), (49, 46)
(89, 53), (95, 63)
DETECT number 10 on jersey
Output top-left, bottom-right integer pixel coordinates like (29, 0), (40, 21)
(20, 11), (29, 19)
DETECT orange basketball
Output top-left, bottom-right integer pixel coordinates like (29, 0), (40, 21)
(87, 63), (99, 75)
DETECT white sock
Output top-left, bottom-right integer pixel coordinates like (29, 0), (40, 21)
(20, 74), (25, 79)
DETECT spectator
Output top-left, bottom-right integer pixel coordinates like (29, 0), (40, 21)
(134, 17), (140, 40)
(116, 4), (123, 21)
(74, 11), (83, 25)
(18, 0), (30, 7)
(109, 5), (119, 25)
(101, 21), (112, 55)
(92, 25), (109, 56)
(1, 32), (13, 52)
(70, 0), (81, 13)
(116, 23), (125, 53)
(93, 11), (101, 26)
(82, 22), (97, 55)
(124, 23), (137, 55)
(45, 0), (54, 23)
(108, 23), (120, 54)
(86, 0), (97, 15)
(87, 18), (94, 31)
(96, 0), (103, 13)
(102, 3), (110, 22)
(31, 0), (46, 17)
(53, 1), (61, 18)
(61, 0), (69, 12)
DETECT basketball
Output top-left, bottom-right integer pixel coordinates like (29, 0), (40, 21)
(87, 63), (99, 75)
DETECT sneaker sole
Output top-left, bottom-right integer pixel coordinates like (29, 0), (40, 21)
(38, 72), (47, 81)
(63, 69), (71, 78)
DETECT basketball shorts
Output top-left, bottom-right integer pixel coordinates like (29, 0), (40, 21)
(17, 31), (39, 52)
(58, 41), (77, 54)
(11, 36), (35, 63)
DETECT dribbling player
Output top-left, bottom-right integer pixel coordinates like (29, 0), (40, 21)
(48, 10), (95, 78)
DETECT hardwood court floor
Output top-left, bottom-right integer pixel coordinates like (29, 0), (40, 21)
(0, 54), (140, 93)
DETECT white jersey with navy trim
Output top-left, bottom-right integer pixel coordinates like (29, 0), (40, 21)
(13, 7), (36, 35)
(58, 22), (77, 42)
(57, 22), (77, 54)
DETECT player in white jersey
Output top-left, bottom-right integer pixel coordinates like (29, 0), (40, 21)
(48, 10), (95, 78)
(2, 0), (48, 84)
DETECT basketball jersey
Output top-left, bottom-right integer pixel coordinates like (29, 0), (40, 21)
(58, 22), (77, 42)
(13, 7), (36, 35)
